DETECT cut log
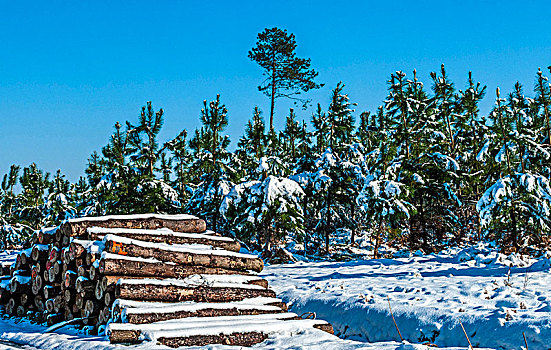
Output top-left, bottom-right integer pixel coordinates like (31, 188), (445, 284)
(99, 254), (248, 278)
(113, 297), (287, 324)
(103, 235), (263, 272)
(19, 248), (32, 266)
(64, 289), (74, 303)
(115, 278), (276, 303)
(31, 244), (49, 262)
(75, 294), (85, 310)
(20, 293), (28, 306)
(60, 214), (206, 237)
(45, 298), (55, 313)
(70, 240), (90, 260)
(85, 299), (100, 317)
(107, 314), (332, 346)
(49, 246), (60, 263)
(38, 227), (57, 245)
(64, 270), (77, 289)
(76, 277), (94, 293)
(10, 275), (31, 294)
(54, 295), (64, 313)
(46, 313), (65, 327)
(34, 295), (45, 312)
(88, 227), (240, 252)
(104, 291), (115, 307)
(44, 285), (60, 300)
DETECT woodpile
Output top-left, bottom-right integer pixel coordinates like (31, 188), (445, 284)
(1, 213), (333, 347)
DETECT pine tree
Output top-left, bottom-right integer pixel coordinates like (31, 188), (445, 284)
(44, 169), (76, 225)
(221, 157), (305, 253)
(535, 68), (551, 146)
(327, 82), (356, 153)
(127, 101), (165, 177)
(477, 85), (551, 251)
(280, 108), (302, 165)
(17, 163), (50, 231)
(454, 72), (488, 234)
(236, 107), (267, 177)
(311, 103), (329, 155)
(165, 130), (190, 202)
(0, 165), (25, 248)
(187, 94), (233, 232)
(248, 27), (322, 132)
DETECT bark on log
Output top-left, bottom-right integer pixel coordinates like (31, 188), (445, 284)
(103, 236), (263, 272)
(60, 214), (206, 237)
(111, 330), (268, 347)
(115, 282), (276, 303)
(99, 256), (248, 279)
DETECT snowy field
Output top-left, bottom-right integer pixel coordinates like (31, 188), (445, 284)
(261, 244), (551, 350)
(0, 246), (549, 349)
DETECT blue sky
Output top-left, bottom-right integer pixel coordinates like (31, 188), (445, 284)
(1, 1), (550, 181)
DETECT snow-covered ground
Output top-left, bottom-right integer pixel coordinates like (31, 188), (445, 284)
(261, 244), (551, 350)
(0, 315), (482, 350)
(2, 245), (549, 349)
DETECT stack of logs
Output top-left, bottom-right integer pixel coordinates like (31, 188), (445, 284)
(1, 214), (332, 347)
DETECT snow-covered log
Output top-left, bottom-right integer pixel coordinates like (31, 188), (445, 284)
(87, 227), (240, 252)
(103, 235), (263, 272)
(60, 214), (207, 237)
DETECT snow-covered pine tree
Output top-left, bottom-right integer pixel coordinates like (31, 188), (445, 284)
(17, 163), (50, 232)
(186, 94), (233, 232)
(44, 169), (76, 226)
(311, 103), (329, 155)
(236, 107), (267, 178)
(165, 129), (191, 203)
(407, 65), (462, 248)
(454, 71), (487, 239)
(535, 68), (551, 147)
(221, 157), (304, 254)
(84, 103), (181, 216)
(357, 162), (413, 258)
(535, 68), (551, 178)
(477, 86), (551, 251)
(127, 101), (165, 178)
(0, 165), (28, 248)
(280, 108), (301, 166)
(327, 82), (356, 153)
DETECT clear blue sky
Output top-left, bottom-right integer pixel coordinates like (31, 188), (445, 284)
(1, 1), (550, 181)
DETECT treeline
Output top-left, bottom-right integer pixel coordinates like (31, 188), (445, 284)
(2, 65), (551, 256)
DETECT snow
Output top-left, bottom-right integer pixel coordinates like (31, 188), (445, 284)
(100, 252), (169, 264)
(261, 244), (551, 349)
(2, 244), (550, 349)
(0, 315), (487, 350)
(87, 227), (233, 242)
(102, 234), (257, 259)
(66, 213), (198, 223)
(114, 296), (284, 317)
(117, 276), (266, 290)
